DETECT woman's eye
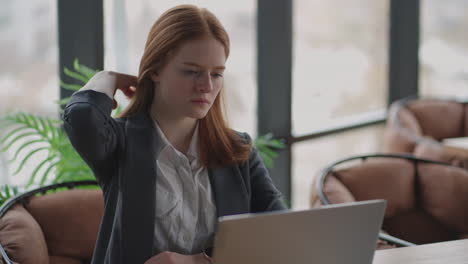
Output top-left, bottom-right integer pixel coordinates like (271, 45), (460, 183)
(211, 73), (223, 78)
(183, 70), (199, 75)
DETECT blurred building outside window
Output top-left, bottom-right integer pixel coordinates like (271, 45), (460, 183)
(420, 0), (468, 100)
(292, 0), (389, 209)
(0, 0), (58, 186)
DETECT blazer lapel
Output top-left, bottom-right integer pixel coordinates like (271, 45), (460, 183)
(120, 110), (159, 262)
(119, 109), (250, 260)
(209, 165), (250, 217)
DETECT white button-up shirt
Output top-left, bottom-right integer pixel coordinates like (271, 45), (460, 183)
(152, 121), (217, 255)
(81, 82), (218, 254)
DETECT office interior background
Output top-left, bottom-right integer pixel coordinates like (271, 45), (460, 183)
(1, 0), (467, 209)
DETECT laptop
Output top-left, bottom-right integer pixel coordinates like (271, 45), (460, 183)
(212, 199), (386, 264)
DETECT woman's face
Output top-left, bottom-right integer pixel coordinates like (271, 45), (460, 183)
(150, 36), (226, 120)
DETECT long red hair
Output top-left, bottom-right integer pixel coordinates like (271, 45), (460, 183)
(119, 5), (251, 168)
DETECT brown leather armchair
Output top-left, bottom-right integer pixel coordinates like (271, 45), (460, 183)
(0, 181), (103, 264)
(310, 154), (468, 248)
(383, 97), (468, 165)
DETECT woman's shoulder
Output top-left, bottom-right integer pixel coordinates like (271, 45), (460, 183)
(231, 130), (253, 144)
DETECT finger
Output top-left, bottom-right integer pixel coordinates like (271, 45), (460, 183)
(112, 99), (118, 110)
(106, 71), (137, 91)
(121, 86), (137, 98)
(114, 72), (138, 90)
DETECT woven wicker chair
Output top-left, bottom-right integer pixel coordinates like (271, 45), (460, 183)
(310, 154), (468, 249)
(0, 181), (102, 264)
(383, 97), (468, 166)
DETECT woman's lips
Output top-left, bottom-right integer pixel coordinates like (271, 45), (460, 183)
(191, 99), (209, 104)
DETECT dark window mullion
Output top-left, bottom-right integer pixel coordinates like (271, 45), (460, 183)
(257, 0), (293, 203)
(388, 0), (420, 104)
(58, 0), (104, 103)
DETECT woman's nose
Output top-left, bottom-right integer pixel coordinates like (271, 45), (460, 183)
(196, 72), (214, 93)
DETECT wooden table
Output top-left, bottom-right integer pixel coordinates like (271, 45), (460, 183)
(373, 239), (468, 264)
(443, 145), (468, 159)
(442, 145), (468, 168)
(441, 137), (468, 168)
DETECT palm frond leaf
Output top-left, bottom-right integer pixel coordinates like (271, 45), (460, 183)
(39, 161), (59, 186)
(0, 126), (28, 145)
(27, 155), (56, 188)
(56, 97), (72, 106)
(13, 147), (49, 175)
(0, 185), (19, 205)
(1, 132), (39, 152)
(254, 133), (286, 169)
(63, 67), (89, 84)
(73, 58), (99, 79)
(9, 139), (48, 162)
(59, 81), (82, 91)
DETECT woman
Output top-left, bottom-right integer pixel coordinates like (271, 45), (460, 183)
(63, 4), (285, 264)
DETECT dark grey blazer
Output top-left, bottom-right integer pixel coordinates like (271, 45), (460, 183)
(62, 90), (286, 264)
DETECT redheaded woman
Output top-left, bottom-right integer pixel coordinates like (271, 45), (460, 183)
(63, 5), (285, 264)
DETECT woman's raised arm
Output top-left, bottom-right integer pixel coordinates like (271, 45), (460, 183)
(62, 71), (137, 184)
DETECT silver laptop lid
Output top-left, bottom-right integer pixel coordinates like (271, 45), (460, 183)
(213, 199), (386, 264)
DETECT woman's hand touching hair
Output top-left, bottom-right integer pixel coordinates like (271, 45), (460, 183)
(144, 251), (213, 264)
(80, 70), (137, 109)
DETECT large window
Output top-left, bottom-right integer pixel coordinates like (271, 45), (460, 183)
(104, 0), (258, 136)
(420, 0), (468, 99)
(0, 0), (58, 185)
(292, 0), (389, 135)
(291, 0), (389, 208)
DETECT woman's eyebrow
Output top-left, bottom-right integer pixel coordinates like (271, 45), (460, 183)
(182, 62), (225, 70)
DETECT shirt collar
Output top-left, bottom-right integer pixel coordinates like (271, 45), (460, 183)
(153, 120), (199, 162)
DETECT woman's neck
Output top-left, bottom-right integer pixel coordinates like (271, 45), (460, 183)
(150, 108), (198, 155)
